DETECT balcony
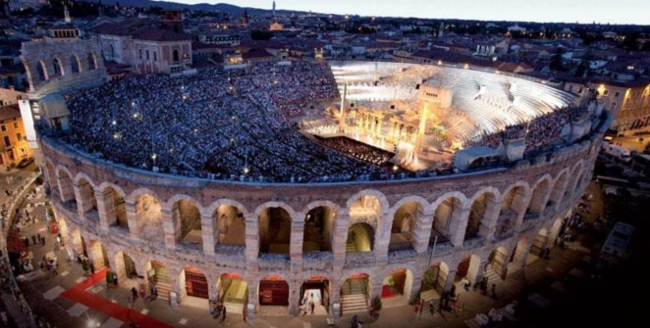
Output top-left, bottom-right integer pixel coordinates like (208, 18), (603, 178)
(387, 248), (417, 264)
(258, 253), (290, 271)
(303, 251), (334, 271)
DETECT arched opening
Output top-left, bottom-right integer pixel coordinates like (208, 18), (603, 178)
(510, 238), (529, 269)
(87, 53), (97, 70)
(104, 187), (128, 232)
(56, 170), (76, 209)
(70, 55), (80, 74)
(529, 228), (550, 263)
(497, 186), (526, 239)
(549, 218), (564, 246)
(563, 166), (583, 202)
(52, 58), (63, 76)
(258, 207), (291, 255)
(182, 267), (209, 300)
(421, 262), (449, 300)
(77, 178), (98, 222)
(466, 193), (495, 241)
(431, 197), (462, 247)
(389, 202), (420, 251)
(341, 273), (370, 314)
(135, 194), (163, 244)
(70, 228), (84, 256)
(572, 170), (586, 196)
(300, 276), (329, 315)
(550, 172), (568, 208)
(113, 251), (138, 284)
(173, 199), (202, 248)
(217, 273), (248, 319)
(528, 179), (551, 217)
(147, 260), (171, 301)
(215, 204), (246, 250)
(88, 240), (109, 269)
(173, 49), (180, 62)
(346, 222), (374, 252)
(36, 61), (47, 82)
(259, 275), (289, 313)
(454, 254), (481, 287)
(381, 269), (413, 306)
(303, 206), (335, 253)
(485, 247), (509, 283)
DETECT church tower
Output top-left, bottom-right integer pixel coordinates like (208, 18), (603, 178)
(64, 5), (72, 23)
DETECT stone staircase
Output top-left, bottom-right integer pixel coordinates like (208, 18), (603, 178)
(483, 267), (500, 286)
(154, 265), (172, 301)
(341, 279), (368, 314)
(346, 242), (356, 252)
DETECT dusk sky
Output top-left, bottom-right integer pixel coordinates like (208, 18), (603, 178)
(168, 0), (649, 25)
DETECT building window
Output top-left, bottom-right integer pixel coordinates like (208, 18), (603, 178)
(603, 90), (609, 96)
(13, 122), (18, 129)
(146, 50), (150, 60)
(3, 136), (10, 147)
(154, 51), (157, 61)
(139, 49), (143, 59)
(0, 125), (5, 132)
(16, 133), (21, 141)
(614, 91), (620, 98)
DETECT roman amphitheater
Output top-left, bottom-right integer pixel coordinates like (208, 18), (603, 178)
(33, 59), (611, 320)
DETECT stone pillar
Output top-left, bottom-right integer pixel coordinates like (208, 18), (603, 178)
(74, 182), (94, 217)
(109, 250), (126, 282)
(412, 210), (435, 253)
(244, 216), (259, 265)
(479, 199), (502, 240)
(409, 275), (422, 303)
(290, 220), (304, 270)
(370, 276), (383, 306)
(168, 266), (183, 306)
(125, 201), (138, 239)
(374, 212), (391, 263)
(247, 279), (258, 321)
(331, 212), (349, 269)
(57, 176), (75, 203)
(444, 269), (456, 292)
(94, 188), (111, 233)
(448, 205), (471, 247)
(288, 280), (300, 316)
(206, 272), (218, 301)
(513, 192), (533, 230)
(201, 212), (215, 256)
(161, 208), (177, 250)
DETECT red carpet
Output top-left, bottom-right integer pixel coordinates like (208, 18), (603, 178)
(61, 268), (173, 328)
(381, 285), (395, 298)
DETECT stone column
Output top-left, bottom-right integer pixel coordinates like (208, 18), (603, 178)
(94, 188), (112, 233)
(288, 279), (300, 316)
(444, 269), (456, 292)
(479, 199), (502, 241)
(513, 192), (533, 230)
(374, 212), (391, 263)
(331, 212), (350, 270)
(125, 201), (138, 239)
(412, 209), (435, 254)
(247, 279), (258, 321)
(409, 275), (422, 303)
(448, 205), (471, 247)
(168, 266), (183, 306)
(201, 212), (215, 256)
(74, 182), (94, 218)
(290, 220), (304, 271)
(244, 216), (259, 266)
(161, 208), (177, 250)
(57, 176), (75, 203)
(108, 250), (125, 282)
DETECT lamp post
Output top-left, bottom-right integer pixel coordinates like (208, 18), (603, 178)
(151, 153), (157, 171)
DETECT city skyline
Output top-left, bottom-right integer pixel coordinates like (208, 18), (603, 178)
(166, 0), (650, 25)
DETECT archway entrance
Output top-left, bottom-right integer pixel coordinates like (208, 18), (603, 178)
(510, 238), (529, 270)
(389, 202), (421, 251)
(89, 240), (109, 269)
(341, 273), (370, 315)
(183, 267), (208, 299)
(174, 200), (202, 248)
(303, 207), (335, 253)
(259, 207), (291, 255)
(115, 252), (138, 283)
(300, 276), (329, 315)
(218, 273), (248, 319)
(381, 269), (413, 307)
(148, 261), (171, 300)
(485, 247), (508, 284)
(259, 275), (289, 310)
(454, 254), (481, 288)
(528, 229), (549, 263)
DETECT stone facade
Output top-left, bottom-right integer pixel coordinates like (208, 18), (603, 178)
(38, 106), (606, 318)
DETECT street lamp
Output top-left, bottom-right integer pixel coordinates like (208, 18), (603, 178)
(151, 153), (157, 171)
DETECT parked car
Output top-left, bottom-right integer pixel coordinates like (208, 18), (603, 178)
(17, 157), (34, 168)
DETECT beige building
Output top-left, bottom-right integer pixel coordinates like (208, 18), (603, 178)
(0, 104), (33, 169)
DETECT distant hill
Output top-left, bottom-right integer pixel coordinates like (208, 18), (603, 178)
(77, 0), (305, 15)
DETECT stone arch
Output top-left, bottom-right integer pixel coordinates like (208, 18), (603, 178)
(548, 217), (564, 246)
(486, 246), (509, 281)
(387, 196), (428, 252)
(572, 167), (587, 197)
(302, 203), (337, 253)
(145, 260), (172, 299)
(114, 251), (138, 282)
(44, 158), (57, 191)
(75, 175), (98, 222)
(55, 166), (76, 205)
(455, 254), (482, 285)
(180, 266), (209, 300)
(530, 228), (550, 259)
(52, 57), (64, 76)
(217, 272), (248, 315)
(168, 197), (203, 248)
(340, 273), (371, 313)
(498, 182), (529, 238)
(510, 237), (529, 267)
(563, 161), (584, 202)
(347, 190), (388, 229)
(431, 192), (468, 246)
(173, 49), (180, 62)
(465, 188), (499, 241)
(35, 60), (48, 82)
(258, 274), (290, 309)
(87, 52), (97, 70)
(99, 184), (128, 231)
(206, 199), (251, 220)
(134, 193), (163, 246)
(549, 169), (570, 208)
(257, 203), (294, 256)
(211, 201), (247, 248)
(528, 175), (553, 215)
(70, 54), (81, 74)
(421, 262), (450, 295)
(381, 268), (414, 304)
(346, 222), (375, 252)
(126, 187), (161, 204)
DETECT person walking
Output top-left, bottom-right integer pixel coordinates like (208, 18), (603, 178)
(429, 299), (435, 316)
(31, 235), (36, 245)
(221, 305), (227, 322)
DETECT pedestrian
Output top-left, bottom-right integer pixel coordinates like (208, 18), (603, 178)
(31, 235), (37, 245)
(221, 304), (227, 322)
(113, 273), (118, 286)
(37, 233), (42, 245)
(23, 237), (29, 247)
(351, 314), (358, 328)
(310, 299), (315, 314)
(90, 261), (95, 275)
(429, 299), (435, 316)
(40, 236), (45, 246)
(131, 287), (138, 300)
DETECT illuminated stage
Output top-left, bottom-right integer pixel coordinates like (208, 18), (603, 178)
(300, 61), (575, 171)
